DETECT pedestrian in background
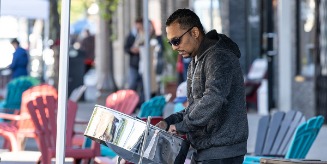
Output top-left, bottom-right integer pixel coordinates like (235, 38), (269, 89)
(173, 81), (188, 113)
(156, 8), (248, 164)
(124, 18), (145, 104)
(9, 38), (29, 79)
(80, 29), (95, 73)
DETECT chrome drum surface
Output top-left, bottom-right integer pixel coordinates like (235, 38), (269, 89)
(84, 105), (190, 164)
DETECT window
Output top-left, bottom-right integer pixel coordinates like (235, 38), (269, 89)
(296, 0), (316, 78)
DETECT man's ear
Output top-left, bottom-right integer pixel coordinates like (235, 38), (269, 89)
(192, 27), (200, 39)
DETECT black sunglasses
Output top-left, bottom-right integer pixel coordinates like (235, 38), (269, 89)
(168, 27), (194, 46)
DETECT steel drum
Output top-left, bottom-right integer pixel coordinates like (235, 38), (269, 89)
(84, 105), (190, 164)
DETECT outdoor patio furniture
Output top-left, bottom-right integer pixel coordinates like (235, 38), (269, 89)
(27, 95), (100, 164)
(243, 111), (324, 163)
(0, 84), (57, 151)
(138, 95), (166, 118)
(0, 76), (40, 112)
(105, 89), (139, 115)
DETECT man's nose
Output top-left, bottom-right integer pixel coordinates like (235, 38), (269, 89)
(171, 45), (178, 51)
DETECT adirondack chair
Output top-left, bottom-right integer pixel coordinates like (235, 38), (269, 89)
(0, 84), (57, 151)
(69, 85), (87, 102)
(27, 95), (100, 164)
(105, 89), (139, 115)
(243, 113), (324, 164)
(69, 85), (93, 147)
(138, 95), (166, 118)
(0, 76), (40, 112)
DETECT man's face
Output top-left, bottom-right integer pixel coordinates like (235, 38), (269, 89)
(166, 23), (195, 58)
(11, 43), (18, 49)
(135, 22), (143, 32)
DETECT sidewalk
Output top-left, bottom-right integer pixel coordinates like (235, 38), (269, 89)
(0, 101), (327, 163)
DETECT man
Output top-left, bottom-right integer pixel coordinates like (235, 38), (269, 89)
(124, 18), (144, 104)
(9, 38), (29, 79)
(80, 29), (95, 73)
(156, 9), (248, 164)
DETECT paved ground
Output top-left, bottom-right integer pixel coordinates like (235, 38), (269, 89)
(0, 101), (327, 163)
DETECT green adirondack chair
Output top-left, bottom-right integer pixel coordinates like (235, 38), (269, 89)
(138, 95), (167, 118)
(0, 76), (40, 112)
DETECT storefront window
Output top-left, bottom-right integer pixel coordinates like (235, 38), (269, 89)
(296, 0), (316, 78)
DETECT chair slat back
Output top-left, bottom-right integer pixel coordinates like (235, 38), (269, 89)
(18, 84), (58, 132)
(27, 95), (78, 148)
(255, 111), (305, 157)
(3, 76), (40, 110)
(106, 90), (139, 115)
(279, 112), (305, 155)
(138, 96), (166, 118)
(285, 115), (324, 159)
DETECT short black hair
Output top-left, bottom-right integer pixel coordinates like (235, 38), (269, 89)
(166, 8), (205, 35)
(135, 17), (143, 23)
(11, 38), (20, 45)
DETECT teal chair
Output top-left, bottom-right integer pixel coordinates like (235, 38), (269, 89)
(138, 95), (166, 118)
(83, 138), (117, 158)
(0, 76), (40, 111)
(243, 115), (324, 164)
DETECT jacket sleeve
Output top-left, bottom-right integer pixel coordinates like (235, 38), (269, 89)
(124, 33), (135, 55)
(164, 107), (187, 130)
(9, 51), (19, 69)
(175, 51), (234, 133)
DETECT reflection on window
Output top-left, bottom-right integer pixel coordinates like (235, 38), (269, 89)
(296, 0), (316, 78)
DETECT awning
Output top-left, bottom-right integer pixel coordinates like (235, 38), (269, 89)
(0, 0), (49, 20)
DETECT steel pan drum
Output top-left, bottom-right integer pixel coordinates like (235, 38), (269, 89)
(84, 105), (190, 164)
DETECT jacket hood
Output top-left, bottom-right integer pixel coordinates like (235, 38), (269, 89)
(206, 30), (241, 58)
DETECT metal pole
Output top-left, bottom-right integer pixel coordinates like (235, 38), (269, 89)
(56, 0), (71, 163)
(210, 0), (213, 30)
(265, 0), (275, 111)
(143, 0), (151, 101)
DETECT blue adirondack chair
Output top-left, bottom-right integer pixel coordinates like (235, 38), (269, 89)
(243, 115), (324, 164)
(138, 95), (167, 118)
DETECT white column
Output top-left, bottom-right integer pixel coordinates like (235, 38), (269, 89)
(56, 0), (70, 163)
(278, 0), (292, 112)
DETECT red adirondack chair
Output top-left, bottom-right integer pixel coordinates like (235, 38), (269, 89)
(140, 116), (163, 125)
(0, 84), (58, 151)
(105, 89), (139, 115)
(27, 95), (100, 164)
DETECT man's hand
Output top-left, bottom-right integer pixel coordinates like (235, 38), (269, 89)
(130, 47), (139, 54)
(155, 120), (168, 130)
(168, 125), (177, 134)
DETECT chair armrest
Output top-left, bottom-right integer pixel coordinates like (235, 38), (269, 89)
(0, 113), (21, 121)
(243, 155), (264, 164)
(75, 120), (89, 124)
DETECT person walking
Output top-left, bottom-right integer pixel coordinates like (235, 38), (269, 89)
(80, 29), (95, 73)
(9, 38), (29, 79)
(124, 18), (144, 104)
(156, 9), (248, 164)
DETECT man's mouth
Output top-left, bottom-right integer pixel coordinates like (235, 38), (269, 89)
(178, 51), (186, 55)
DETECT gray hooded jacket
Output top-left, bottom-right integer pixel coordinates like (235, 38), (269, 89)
(165, 30), (248, 160)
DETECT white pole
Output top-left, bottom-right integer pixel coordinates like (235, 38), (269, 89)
(56, 0), (71, 163)
(277, 0), (292, 112)
(143, 0), (151, 101)
(210, 0), (213, 30)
